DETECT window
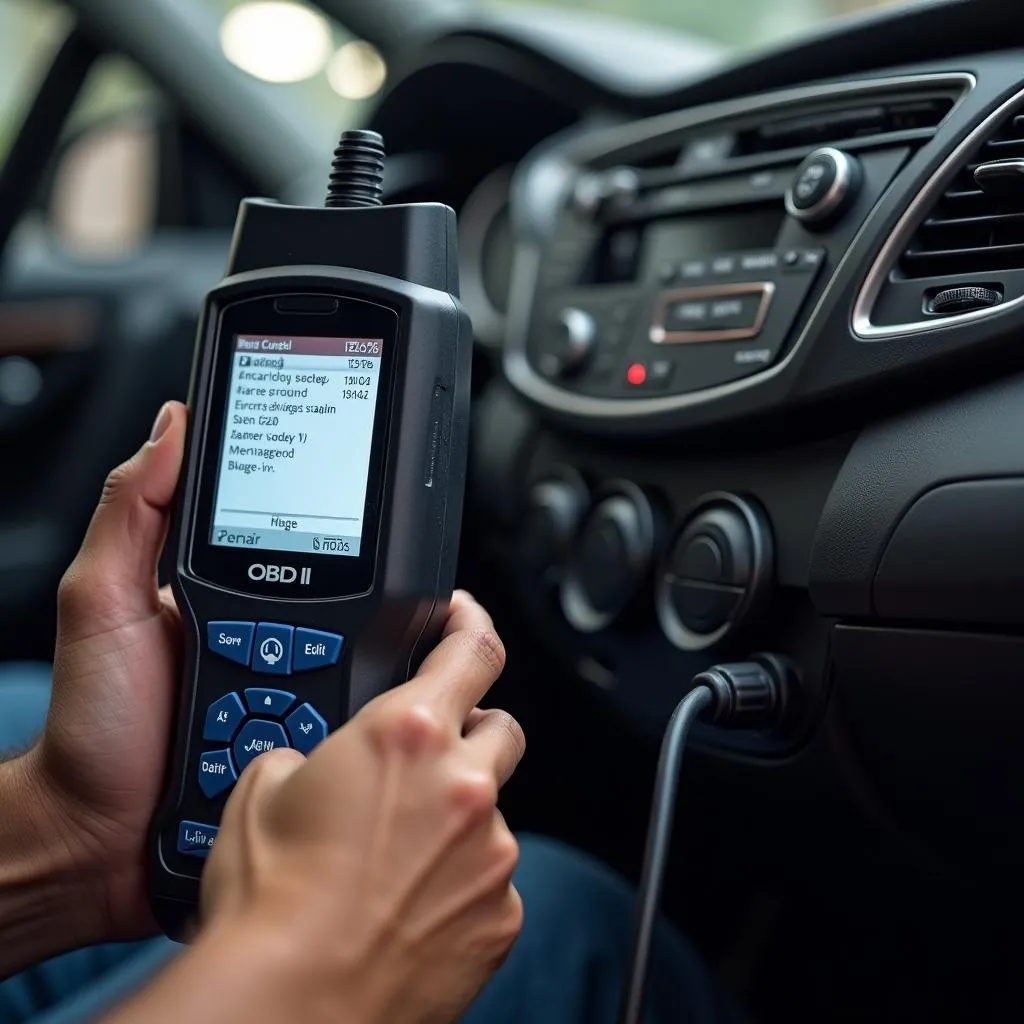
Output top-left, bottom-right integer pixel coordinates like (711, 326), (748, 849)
(0, 0), (70, 169)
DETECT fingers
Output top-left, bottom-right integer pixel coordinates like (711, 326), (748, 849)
(158, 585), (182, 627)
(410, 592), (506, 720)
(59, 402), (187, 630)
(443, 590), (489, 635)
(463, 709), (525, 787)
(219, 747), (306, 841)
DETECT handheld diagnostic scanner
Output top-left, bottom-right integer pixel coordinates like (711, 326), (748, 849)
(148, 131), (472, 939)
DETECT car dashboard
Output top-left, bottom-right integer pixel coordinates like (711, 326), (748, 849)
(361, 8), (1024, 877)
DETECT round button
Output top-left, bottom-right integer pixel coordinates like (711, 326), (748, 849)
(521, 469), (589, 578)
(785, 147), (862, 228)
(560, 482), (657, 633)
(656, 494), (773, 651)
(538, 307), (596, 379)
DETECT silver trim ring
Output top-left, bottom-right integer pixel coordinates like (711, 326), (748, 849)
(649, 282), (775, 344)
(559, 487), (655, 634)
(503, 72), (975, 419)
(853, 82), (1024, 339)
(784, 147), (854, 225)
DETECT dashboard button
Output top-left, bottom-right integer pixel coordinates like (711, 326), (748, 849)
(664, 299), (709, 329)
(540, 307), (597, 379)
(521, 469), (589, 577)
(648, 358), (675, 389)
(675, 534), (723, 581)
(560, 484), (658, 633)
(785, 147), (862, 227)
(710, 255), (737, 275)
(707, 294), (764, 330)
(680, 259), (707, 281)
(670, 581), (742, 634)
(739, 251), (778, 273)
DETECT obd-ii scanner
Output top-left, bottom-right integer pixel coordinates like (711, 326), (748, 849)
(148, 131), (472, 939)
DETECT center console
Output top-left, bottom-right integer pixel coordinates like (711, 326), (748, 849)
(471, 54), (1024, 857)
(503, 67), (1024, 432)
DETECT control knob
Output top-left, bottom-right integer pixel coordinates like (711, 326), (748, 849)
(560, 482), (658, 633)
(537, 307), (596, 379)
(521, 469), (589, 579)
(656, 493), (773, 651)
(785, 147), (862, 228)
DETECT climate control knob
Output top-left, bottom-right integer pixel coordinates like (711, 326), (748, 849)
(656, 493), (773, 651)
(537, 307), (596, 379)
(560, 482), (657, 632)
(785, 147), (862, 228)
(521, 469), (589, 580)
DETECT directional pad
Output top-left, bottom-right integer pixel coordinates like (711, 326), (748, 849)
(233, 719), (290, 772)
(244, 688), (296, 717)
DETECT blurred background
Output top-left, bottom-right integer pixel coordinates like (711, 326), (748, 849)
(0, 0), (908, 659)
(0, 0), (905, 185)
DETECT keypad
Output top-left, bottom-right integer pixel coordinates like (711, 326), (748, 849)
(198, 620), (339, 803)
(196, 686), (329, 801)
(207, 620), (343, 674)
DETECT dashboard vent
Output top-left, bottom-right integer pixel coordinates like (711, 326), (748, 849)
(735, 94), (955, 156)
(900, 111), (1024, 278)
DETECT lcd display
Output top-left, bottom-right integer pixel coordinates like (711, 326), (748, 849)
(210, 334), (384, 558)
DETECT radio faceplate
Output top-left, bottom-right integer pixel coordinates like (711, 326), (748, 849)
(527, 242), (824, 399)
(503, 71), (975, 428)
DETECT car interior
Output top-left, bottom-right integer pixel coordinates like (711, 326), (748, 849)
(3, 0), (1024, 1019)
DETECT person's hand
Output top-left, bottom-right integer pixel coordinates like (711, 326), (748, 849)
(20, 401), (188, 942)
(191, 591), (525, 1024)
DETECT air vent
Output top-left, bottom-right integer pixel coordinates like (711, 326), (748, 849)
(735, 94), (955, 156)
(900, 110), (1024, 278)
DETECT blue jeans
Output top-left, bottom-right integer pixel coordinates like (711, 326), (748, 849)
(0, 664), (737, 1024)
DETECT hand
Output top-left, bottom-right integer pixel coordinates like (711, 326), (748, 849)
(194, 592), (525, 1024)
(22, 401), (188, 942)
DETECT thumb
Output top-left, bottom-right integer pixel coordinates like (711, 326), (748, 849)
(59, 401), (188, 633)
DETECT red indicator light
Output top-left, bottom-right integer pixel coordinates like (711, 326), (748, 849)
(626, 362), (647, 386)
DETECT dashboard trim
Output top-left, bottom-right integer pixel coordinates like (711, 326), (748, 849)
(649, 282), (775, 344)
(853, 82), (1024, 340)
(459, 165), (514, 350)
(503, 71), (976, 419)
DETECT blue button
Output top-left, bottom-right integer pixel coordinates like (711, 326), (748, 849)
(292, 628), (344, 672)
(177, 820), (218, 859)
(203, 692), (246, 743)
(244, 688), (296, 717)
(197, 748), (238, 798)
(285, 703), (329, 756)
(252, 623), (294, 675)
(233, 719), (290, 771)
(207, 621), (254, 665)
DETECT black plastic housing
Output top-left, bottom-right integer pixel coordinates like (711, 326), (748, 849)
(148, 198), (471, 939)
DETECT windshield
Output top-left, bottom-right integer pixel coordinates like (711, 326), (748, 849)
(482, 0), (913, 52)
